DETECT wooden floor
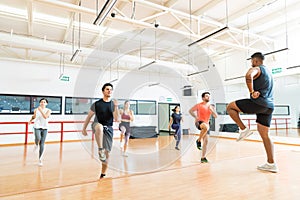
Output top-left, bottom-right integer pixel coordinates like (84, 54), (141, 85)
(1, 134), (300, 200)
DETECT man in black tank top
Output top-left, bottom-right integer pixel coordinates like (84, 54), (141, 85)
(227, 52), (278, 173)
(82, 83), (119, 179)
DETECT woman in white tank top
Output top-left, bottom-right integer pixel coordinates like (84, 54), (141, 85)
(29, 98), (51, 166)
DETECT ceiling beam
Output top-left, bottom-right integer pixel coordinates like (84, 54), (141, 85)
(27, 0), (33, 35)
(62, 0), (82, 43)
(164, 0), (179, 8)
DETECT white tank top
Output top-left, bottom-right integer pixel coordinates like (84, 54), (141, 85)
(34, 108), (50, 129)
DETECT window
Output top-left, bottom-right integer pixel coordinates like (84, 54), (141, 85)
(65, 97), (98, 114)
(0, 94), (62, 114)
(0, 94), (30, 113)
(216, 103), (228, 115)
(118, 99), (137, 114)
(137, 100), (156, 115)
(273, 105), (290, 115)
(31, 96), (62, 114)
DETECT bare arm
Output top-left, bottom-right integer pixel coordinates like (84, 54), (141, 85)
(189, 106), (197, 121)
(130, 110), (134, 122)
(209, 105), (218, 118)
(245, 67), (261, 98)
(38, 107), (51, 119)
(29, 109), (37, 124)
(113, 99), (119, 122)
(82, 110), (95, 136)
(168, 117), (173, 130)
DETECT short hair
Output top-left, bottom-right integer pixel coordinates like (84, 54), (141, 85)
(201, 92), (210, 98)
(102, 83), (113, 91)
(39, 98), (48, 103)
(251, 52), (264, 60)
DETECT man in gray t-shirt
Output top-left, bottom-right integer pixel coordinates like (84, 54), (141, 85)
(82, 83), (119, 179)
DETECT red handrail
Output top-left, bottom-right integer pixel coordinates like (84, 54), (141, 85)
(242, 117), (291, 135)
(0, 121), (91, 144)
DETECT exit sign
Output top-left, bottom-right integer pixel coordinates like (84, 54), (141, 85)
(272, 67), (282, 74)
(60, 75), (70, 81)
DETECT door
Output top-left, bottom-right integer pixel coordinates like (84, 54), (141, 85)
(158, 103), (180, 133)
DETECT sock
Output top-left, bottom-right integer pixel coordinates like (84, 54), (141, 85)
(267, 162), (275, 166)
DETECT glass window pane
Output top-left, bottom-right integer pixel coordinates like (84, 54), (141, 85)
(137, 100), (156, 115)
(65, 97), (97, 114)
(31, 96), (62, 114)
(0, 94), (30, 113)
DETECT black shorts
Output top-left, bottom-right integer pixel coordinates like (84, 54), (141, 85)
(195, 121), (210, 134)
(235, 99), (274, 127)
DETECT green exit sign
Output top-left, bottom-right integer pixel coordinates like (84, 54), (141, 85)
(272, 68), (282, 74)
(166, 98), (172, 102)
(60, 75), (70, 81)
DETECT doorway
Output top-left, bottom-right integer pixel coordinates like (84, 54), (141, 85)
(158, 103), (180, 135)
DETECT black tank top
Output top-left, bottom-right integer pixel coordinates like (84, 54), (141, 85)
(91, 99), (114, 126)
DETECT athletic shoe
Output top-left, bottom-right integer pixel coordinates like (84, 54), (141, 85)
(175, 146), (180, 150)
(98, 149), (106, 162)
(122, 152), (128, 157)
(257, 163), (278, 173)
(201, 157), (208, 163)
(38, 160), (43, 167)
(196, 139), (202, 150)
(236, 127), (253, 142)
(100, 173), (106, 179)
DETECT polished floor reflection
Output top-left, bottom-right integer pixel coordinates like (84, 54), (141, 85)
(1, 134), (300, 200)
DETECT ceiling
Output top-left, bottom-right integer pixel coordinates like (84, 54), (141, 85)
(0, 0), (299, 72)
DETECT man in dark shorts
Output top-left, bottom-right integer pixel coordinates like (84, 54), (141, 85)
(189, 92), (218, 163)
(82, 83), (119, 179)
(227, 52), (278, 173)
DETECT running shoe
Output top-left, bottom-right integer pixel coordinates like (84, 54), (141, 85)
(257, 163), (278, 173)
(175, 146), (180, 150)
(201, 157), (208, 163)
(98, 149), (106, 162)
(100, 173), (106, 179)
(236, 127), (253, 142)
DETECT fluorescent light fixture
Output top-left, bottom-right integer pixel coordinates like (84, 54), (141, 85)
(70, 49), (81, 63)
(224, 75), (244, 81)
(187, 69), (209, 76)
(286, 65), (300, 70)
(93, 0), (118, 26)
(138, 60), (156, 70)
(148, 82), (160, 87)
(109, 78), (118, 83)
(188, 26), (229, 47)
(246, 48), (289, 60)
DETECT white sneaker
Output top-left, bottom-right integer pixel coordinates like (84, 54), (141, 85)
(257, 163), (278, 173)
(236, 127), (253, 142)
(122, 152), (128, 157)
(98, 149), (106, 162)
(38, 160), (43, 167)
